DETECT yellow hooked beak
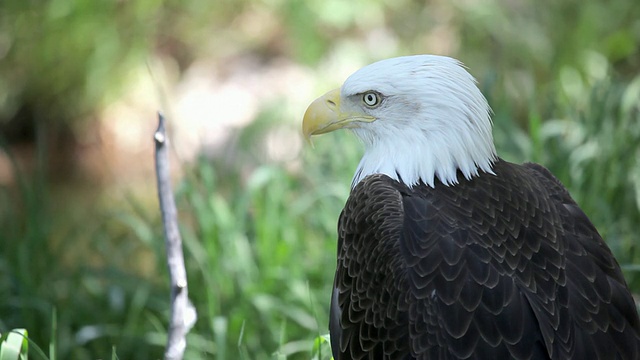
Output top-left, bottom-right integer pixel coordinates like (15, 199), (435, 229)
(302, 88), (376, 140)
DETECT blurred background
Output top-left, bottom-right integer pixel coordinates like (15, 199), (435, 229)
(1, 0), (639, 358)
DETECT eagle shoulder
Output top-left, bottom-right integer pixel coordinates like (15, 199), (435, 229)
(332, 174), (411, 359)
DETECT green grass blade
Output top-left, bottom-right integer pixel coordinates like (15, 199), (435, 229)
(0, 329), (28, 360)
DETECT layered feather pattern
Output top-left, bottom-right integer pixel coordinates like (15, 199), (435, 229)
(330, 159), (640, 359)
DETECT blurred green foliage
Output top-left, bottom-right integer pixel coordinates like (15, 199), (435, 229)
(0, 0), (157, 126)
(0, 0), (639, 359)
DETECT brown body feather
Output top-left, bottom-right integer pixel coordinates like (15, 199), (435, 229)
(330, 159), (640, 359)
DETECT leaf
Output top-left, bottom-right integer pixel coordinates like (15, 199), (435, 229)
(0, 329), (28, 360)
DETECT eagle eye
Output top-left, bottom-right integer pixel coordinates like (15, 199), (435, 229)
(362, 92), (381, 107)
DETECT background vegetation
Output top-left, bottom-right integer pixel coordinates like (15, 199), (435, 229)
(1, 0), (639, 359)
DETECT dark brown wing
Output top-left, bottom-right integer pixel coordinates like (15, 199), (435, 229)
(399, 161), (572, 359)
(524, 162), (640, 359)
(330, 159), (640, 359)
(331, 175), (412, 359)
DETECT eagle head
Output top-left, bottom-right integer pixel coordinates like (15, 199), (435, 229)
(303, 55), (497, 188)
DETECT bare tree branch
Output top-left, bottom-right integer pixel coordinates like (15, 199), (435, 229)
(154, 112), (196, 360)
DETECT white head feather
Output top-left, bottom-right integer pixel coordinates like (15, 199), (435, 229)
(341, 55), (497, 188)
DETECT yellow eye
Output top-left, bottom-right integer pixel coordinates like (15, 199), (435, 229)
(362, 92), (381, 107)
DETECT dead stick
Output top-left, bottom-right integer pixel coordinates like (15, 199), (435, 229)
(154, 112), (196, 360)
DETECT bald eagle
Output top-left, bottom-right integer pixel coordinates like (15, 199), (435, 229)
(303, 55), (640, 359)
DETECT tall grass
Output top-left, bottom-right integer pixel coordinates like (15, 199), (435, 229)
(173, 113), (360, 359)
(0, 124), (167, 358)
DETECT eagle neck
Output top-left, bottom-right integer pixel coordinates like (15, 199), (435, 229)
(351, 127), (497, 189)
